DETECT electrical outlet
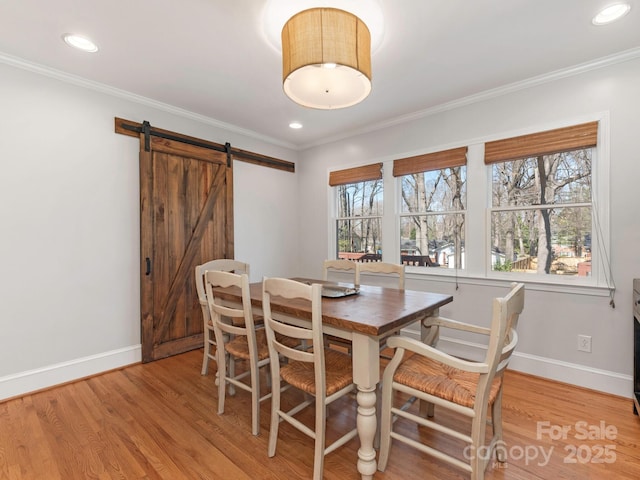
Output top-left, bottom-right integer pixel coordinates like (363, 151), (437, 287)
(578, 334), (592, 353)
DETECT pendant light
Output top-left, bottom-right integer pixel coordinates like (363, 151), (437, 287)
(281, 8), (372, 109)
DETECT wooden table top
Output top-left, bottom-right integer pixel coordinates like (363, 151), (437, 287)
(214, 278), (453, 337)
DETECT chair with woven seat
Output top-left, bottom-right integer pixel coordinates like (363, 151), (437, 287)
(378, 282), (525, 480)
(262, 277), (358, 480)
(195, 259), (250, 376)
(204, 270), (269, 436)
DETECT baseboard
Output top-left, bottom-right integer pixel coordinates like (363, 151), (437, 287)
(0, 345), (142, 401)
(402, 329), (633, 398)
(2, 335), (632, 401)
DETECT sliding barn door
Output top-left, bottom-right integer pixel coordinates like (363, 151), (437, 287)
(139, 134), (233, 362)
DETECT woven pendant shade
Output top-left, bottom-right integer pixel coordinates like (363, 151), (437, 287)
(282, 8), (372, 109)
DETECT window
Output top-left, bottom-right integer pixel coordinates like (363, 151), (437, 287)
(330, 163), (383, 260)
(485, 122), (597, 278)
(326, 119), (608, 291)
(394, 147), (467, 269)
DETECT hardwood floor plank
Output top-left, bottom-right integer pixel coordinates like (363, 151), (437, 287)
(0, 397), (63, 480)
(1, 350), (640, 479)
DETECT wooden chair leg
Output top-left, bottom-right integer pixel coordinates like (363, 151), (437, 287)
(313, 399), (326, 480)
(216, 347), (226, 415)
(201, 329), (212, 375)
(374, 384), (381, 449)
(419, 399), (435, 417)
(377, 379), (393, 472)
(228, 354), (236, 396)
(250, 357), (260, 436)
(470, 414), (488, 480)
(268, 367), (280, 457)
(492, 391), (506, 462)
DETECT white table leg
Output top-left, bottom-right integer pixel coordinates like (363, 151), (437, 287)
(356, 386), (377, 478)
(352, 334), (380, 479)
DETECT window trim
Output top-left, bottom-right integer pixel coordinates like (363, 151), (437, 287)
(326, 114), (611, 294)
(330, 165), (384, 260)
(394, 146), (468, 271)
(482, 118), (610, 289)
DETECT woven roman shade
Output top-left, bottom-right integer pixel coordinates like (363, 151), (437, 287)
(484, 121), (598, 164)
(328, 163), (382, 186)
(392, 147), (467, 177)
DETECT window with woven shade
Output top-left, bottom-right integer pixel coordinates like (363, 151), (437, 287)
(393, 147), (467, 269)
(486, 122), (598, 278)
(325, 118), (611, 295)
(330, 163), (383, 261)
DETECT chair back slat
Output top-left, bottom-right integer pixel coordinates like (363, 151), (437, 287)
(205, 270), (257, 338)
(485, 283), (525, 375)
(497, 329), (519, 372)
(263, 277), (326, 382)
(355, 261), (405, 289)
(196, 259), (249, 305)
(322, 259), (357, 282)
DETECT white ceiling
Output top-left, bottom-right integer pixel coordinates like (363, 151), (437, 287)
(1, 0), (639, 150)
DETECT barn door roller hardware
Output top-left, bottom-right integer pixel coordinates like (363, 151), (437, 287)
(114, 117), (295, 173)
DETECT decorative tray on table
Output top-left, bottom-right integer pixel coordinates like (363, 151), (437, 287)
(320, 284), (360, 298)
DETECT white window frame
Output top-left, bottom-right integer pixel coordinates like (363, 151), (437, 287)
(326, 113), (611, 295)
(481, 116), (610, 290)
(397, 171), (467, 271)
(328, 172), (385, 260)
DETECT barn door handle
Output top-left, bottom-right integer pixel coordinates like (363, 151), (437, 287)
(145, 257), (151, 276)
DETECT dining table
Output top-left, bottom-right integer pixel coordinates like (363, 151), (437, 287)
(214, 277), (453, 479)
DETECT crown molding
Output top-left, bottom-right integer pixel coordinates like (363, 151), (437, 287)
(300, 46), (640, 150)
(3, 46), (639, 153)
(0, 51), (298, 151)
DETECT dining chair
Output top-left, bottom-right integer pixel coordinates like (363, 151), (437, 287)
(322, 258), (357, 282)
(195, 259), (249, 376)
(356, 262), (405, 359)
(262, 277), (358, 480)
(204, 270), (269, 436)
(377, 283), (525, 480)
(355, 261), (405, 290)
(321, 259), (357, 352)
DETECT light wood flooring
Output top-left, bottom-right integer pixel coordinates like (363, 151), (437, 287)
(1, 349), (639, 479)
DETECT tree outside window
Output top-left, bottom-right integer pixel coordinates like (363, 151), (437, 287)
(399, 166), (466, 268)
(328, 122), (604, 287)
(490, 148), (592, 276)
(336, 179), (383, 258)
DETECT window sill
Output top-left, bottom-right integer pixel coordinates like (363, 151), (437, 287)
(405, 267), (613, 297)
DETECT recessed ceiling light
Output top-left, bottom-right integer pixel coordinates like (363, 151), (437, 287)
(592, 3), (631, 25)
(289, 122), (303, 129)
(62, 33), (99, 52)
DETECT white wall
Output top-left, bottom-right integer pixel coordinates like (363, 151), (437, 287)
(297, 56), (640, 397)
(2, 52), (639, 401)
(0, 61), (299, 399)
(233, 160), (300, 281)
